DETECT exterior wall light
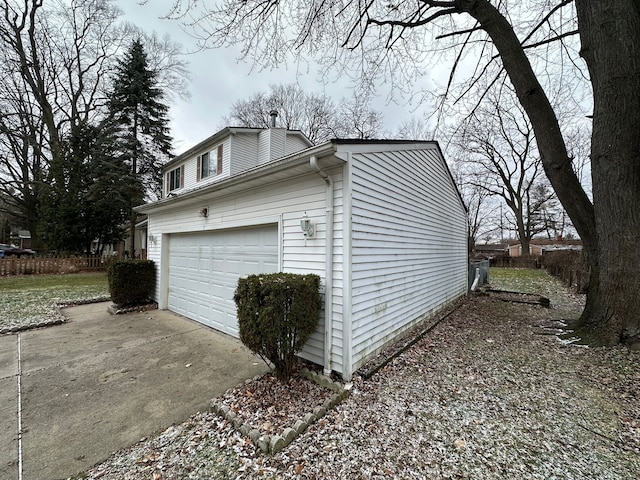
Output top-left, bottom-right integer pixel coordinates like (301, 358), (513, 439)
(148, 234), (157, 245)
(300, 212), (314, 237)
(199, 207), (209, 218)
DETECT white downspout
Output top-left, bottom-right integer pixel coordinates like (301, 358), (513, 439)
(310, 155), (334, 376)
(471, 267), (481, 291)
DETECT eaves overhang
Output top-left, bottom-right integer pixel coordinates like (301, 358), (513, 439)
(136, 142), (340, 215)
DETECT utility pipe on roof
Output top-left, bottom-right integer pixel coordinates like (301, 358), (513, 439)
(310, 155), (334, 376)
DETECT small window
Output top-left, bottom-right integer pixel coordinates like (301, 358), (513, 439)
(197, 144), (224, 181)
(167, 166), (183, 193)
(199, 151), (215, 179)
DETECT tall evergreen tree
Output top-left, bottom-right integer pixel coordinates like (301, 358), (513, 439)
(39, 120), (137, 254)
(108, 39), (172, 255)
(84, 120), (142, 255)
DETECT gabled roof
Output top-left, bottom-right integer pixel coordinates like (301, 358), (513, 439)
(331, 139), (467, 214)
(137, 141), (341, 214)
(475, 243), (508, 251)
(163, 126), (313, 170)
(138, 138), (465, 216)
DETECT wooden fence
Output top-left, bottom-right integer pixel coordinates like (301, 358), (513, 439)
(541, 250), (590, 293)
(0, 255), (108, 276)
(546, 265), (590, 293)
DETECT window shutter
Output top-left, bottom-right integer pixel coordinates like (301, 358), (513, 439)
(217, 144), (223, 174)
(180, 166), (184, 188)
(165, 172), (170, 196)
(197, 156), (201, 181)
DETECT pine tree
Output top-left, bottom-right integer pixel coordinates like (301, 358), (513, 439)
(39, 120), (137, 254)
(108, 39), (172, 256)
(85, 120), (142, 255)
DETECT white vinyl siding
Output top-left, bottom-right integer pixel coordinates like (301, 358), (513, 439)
(285, 134), (312, 155)
(176, 139), (230, 192)
(258, 129), (286, 165)
(348, 147), (468, 374)
(166, 130), (312, 195)
(279, 167), (345, 371)
(149, 137), (467, 380)
(230, 133), (259, 174)
(147, 170), (345, 370)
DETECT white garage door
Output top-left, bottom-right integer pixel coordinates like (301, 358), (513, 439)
(168, 225), (279, 337)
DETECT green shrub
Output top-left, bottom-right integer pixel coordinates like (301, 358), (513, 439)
(234, 273), (321, 381)
(107, 259), (156, 306)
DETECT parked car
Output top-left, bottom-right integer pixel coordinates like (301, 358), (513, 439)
(0, 243), (35, 257)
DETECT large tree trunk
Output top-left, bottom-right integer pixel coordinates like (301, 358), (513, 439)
(466, 0), (640, 348)
(464, 0), (597, 252)
(515, 212), (530, 256)
(574, 0), (640, 348)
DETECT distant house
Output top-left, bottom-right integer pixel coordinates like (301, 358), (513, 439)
(136, 122), (468, 380)
(17, 230), (31, 249)
(89, 216), (148, 258)
(120, 216), (148, 259)
(473, 243), (508, 259)
(508, 239), (583, 257)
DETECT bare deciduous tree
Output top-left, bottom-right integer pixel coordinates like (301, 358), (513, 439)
(394, 116), (433, 140)
(160, 0), (640, 348)
(0, 0), (189, 250)
(225, 83), (382, 143)
(453, 91), (554, 255)
(451, 164), (496, 252)
(0, 69), (47, 245)
(0, 0), (123, 247)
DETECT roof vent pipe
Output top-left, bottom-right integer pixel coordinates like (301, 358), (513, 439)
(269, 110), (278, 128)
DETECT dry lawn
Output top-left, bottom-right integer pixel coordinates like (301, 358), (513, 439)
(77, 269), (640, 479)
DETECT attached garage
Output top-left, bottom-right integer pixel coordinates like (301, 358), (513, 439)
(167, 225), (279, 336)
(137, 130), (468, 381)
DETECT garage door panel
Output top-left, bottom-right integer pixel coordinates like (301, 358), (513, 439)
(168, 225), (279, 336)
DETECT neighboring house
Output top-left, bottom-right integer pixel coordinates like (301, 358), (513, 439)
(17, 230), (31, 249)
(136, 123), (468, 380)
(473, 243), (508, 259)
(91, 216), (148, 258)
(119, 216), (148, 259)
(508, 239), (583, 257)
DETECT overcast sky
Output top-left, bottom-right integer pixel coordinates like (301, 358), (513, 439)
(117, 1), (438, 155)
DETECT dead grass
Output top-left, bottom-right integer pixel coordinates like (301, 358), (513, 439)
(79, 268), (640, 479)
(0, 272), (109, 328)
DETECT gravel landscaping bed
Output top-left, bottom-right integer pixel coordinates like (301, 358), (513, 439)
(75, 272), (640, 479)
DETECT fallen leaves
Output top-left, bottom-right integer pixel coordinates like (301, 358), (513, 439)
(79, 274), (640, 480)
(217, 366), (333, 435)
(454, 439), (467, 449)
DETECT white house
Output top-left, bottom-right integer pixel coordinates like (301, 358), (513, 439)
(136, 123), (468, 380)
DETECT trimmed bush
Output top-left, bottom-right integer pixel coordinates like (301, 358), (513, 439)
(234, 273), (321, 381)
(107, 259), (156, 306)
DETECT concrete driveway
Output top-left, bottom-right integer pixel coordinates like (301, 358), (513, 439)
(0, 302), (268, 480)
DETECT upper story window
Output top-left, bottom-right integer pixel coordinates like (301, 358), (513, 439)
(167, 166), (183, 194)
(197, 144), (223, 181)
